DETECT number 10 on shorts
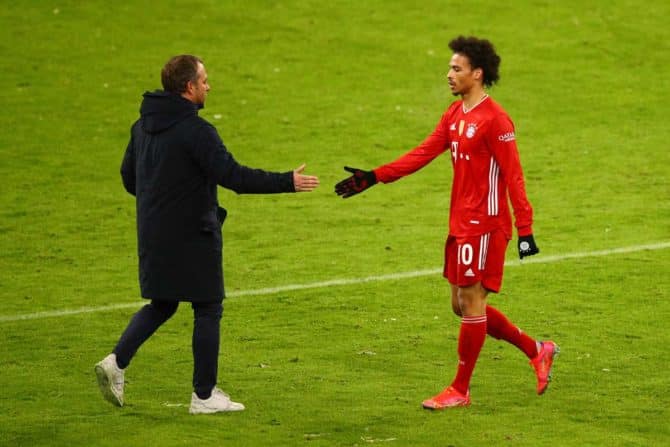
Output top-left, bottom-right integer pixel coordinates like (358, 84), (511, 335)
(458, 243), (474, 266)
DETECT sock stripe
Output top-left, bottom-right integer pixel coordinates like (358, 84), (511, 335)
(462, 315), (487, 324)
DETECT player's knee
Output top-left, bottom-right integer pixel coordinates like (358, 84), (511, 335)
(456, 285), (486, 316)
(457, 289), (474, 308)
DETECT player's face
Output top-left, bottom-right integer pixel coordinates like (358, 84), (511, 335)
(447, 53), (480, 96)
(190, 63), (210, 105)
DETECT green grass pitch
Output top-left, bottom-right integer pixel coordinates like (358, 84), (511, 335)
(1, 1), (669, 446)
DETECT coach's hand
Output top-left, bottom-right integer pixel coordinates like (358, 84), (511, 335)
(335, 166), (377, 198)
(518, 235), (539, 259)
(293, 164), (320, 192)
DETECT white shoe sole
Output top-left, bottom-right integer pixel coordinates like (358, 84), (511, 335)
(189, 404), (245, 414)
(95, 365), (123, 407)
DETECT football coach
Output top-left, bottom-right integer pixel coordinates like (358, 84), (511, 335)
(95, 55), (319, 414)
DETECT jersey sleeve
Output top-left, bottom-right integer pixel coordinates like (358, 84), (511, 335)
(487, 114), (534, 235)
(373, 112), (450, 183)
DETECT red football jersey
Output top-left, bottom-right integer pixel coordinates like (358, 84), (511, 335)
(373, 96), (533, 239)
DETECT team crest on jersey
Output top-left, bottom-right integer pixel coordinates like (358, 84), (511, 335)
(466, 123), (477, 138)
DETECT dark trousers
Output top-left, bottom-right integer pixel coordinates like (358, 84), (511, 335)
(112, 300), (223, 398)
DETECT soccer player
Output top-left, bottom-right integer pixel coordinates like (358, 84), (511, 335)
(335, 36), (558, 409)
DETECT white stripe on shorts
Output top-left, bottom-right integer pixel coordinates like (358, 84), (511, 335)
(479, 233), (490, 270)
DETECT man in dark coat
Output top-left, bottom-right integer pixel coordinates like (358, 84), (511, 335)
(95, 55), (319, 414)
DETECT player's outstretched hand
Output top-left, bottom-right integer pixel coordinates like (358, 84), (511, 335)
(334, 166), (377, 198)
(293, 164), (320, 192)
(518, 234), (539, 259)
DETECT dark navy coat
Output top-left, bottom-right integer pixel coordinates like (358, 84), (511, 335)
(121, 91), (294, 302)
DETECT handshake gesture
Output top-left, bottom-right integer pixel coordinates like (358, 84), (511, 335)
(334, 166), (377, 198)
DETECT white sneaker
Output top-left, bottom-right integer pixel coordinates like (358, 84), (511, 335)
(95, 353), (125, 407)
(189, 387), (245, 414)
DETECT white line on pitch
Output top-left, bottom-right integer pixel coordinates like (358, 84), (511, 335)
(1, 241), (668, 323)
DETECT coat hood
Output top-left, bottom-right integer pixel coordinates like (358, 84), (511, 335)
(139, 90), (202, 134)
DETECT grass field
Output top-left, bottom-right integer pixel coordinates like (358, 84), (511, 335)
(1, 1), (669, 446)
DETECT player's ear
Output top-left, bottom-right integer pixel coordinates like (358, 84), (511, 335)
(473, 67), (483, 81)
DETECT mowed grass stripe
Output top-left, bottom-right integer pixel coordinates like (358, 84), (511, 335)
(2, 241), (668, 323)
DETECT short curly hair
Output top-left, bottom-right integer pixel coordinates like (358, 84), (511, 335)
(161, 55), (203, 94)
(448, 36), (500, 87)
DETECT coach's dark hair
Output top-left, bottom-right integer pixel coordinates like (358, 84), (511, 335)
(161, 55), (203, 94)
(449, 36), (500, 87)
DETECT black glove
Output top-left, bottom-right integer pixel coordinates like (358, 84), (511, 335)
(518, 235), (539, 259)
(335, 166), (377, 198)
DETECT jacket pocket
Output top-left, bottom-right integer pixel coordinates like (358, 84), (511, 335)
(200, 208), (219, 233)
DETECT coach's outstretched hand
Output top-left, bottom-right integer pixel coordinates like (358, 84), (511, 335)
(335, 166), (377, 198)
(292, 164), (320, 192)
(518, 235), (539, 259)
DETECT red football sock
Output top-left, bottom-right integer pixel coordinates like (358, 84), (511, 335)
(450, 315), (487, 395)
(486, 305), (538, 359)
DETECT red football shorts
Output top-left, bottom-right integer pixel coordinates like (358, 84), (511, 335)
(443, 230), (509, 293)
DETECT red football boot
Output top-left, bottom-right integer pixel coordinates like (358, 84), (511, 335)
(422, 386), (471, 410)
(530, 340), (560, 395)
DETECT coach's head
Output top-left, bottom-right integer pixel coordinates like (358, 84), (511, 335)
(161, 55), (210, 106)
